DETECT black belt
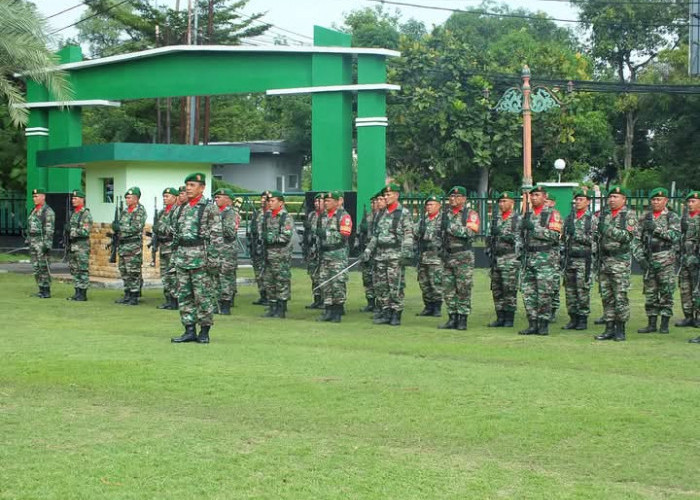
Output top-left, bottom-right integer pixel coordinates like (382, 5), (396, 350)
(377, 242), (399, 249)
(120, 236), (141, 243)
(322, 243), (345, 251)
(527, 245), (554, 252)
(601, 247), (628, 257)
(223, 237), (237, 243)
(650, 242), (673, 253)
(72, 236), (88, 241)
(160, 237), (173, 243)
(446, 243), (472, 253)
(267, 242), (287, 249)
(568, 248), (591, 258)
(179, 239), (204, 247)
(494, 246), (515, 257)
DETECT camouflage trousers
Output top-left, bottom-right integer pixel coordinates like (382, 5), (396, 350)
(308, 261), (321, 297)
(361, 261), (374, 300)
(442, 251), (474, 315)
(263, 251), (291, 301)
(563, 258), (592, 316)
(521, 252), (558, 321)
(29, 242), (51, 287)
(678, 264), (700, 316)
(159, 251), (176, 298)
(118, 247), (143, 293)
(599, 259), (631, 322)
(177, 266), (215, 326)
(68, 244), (90, 289)
(373, 259), (406, 312)
(643, 261), (676, 317)
(216, 253), (238, 301)
(417, 261), (443, 303)
(319, 256), (348, 306)
(490, 257), (519, 313)
(252, 254), (265, 295)
(552, 269), (561, 312)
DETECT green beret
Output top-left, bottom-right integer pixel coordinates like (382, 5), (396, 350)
(685, 190), (700, 200)
(184, 172), (206, 184)
(572, 189), (591, 199)
(648, 187), (668, 199)
(314, 192), (324, 200)
(31, 187), (46, 195)
(424, 194), (440, 203)
(498, 191), (516, 200)
(178, 185), (186, 193)
(448, 185), (467, 196)
(162, 187), (178, 196)
(213, 188), (227, 197)
(268, 190), (284, 200)
(375, 189), (385, 199)
(324, 190), (342, 200)
(383, 182), (402, 195)
(606, 185), (628, 197)
(548, 194), (557, 202)
(261, 190), (271, 198)
(70, 189), (86, 199)
(126, 186), (141, 197)
(530, 185), (547, 194)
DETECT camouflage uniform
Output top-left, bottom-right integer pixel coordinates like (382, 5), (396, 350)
(633, 207), (681, 333)
(519, 203), (562, 334)
(262, 207), (295, 316)
(116, 203), (147, 296)
(154, 204), (178, 308)
(211, 205), (240, 308)
(414, 210), (443, 316)
(304, 208), (322, 308)
(249, 207), (267, 302)
(358, 209), (375, 310)
(562, 210), (595, 328)
(317, 206), (353, 321)
(26, 203), (55, 294)
(678, 207), (700, 327)
(487, 208), (521, 326)
(67, 205), (93, 291)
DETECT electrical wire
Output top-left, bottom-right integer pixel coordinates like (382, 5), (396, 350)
(49, 0), (132, 35)
(46, 2), (85, 19)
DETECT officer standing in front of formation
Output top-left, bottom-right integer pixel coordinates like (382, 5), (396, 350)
(362, 183), (414, 326)
(594, 185), (639, 341)
(561, 189), (594, 330)
(304, 193), (324, 310)
(154, 187), (179, 310)
(518, 186), (562, 336)
(357, 193), (377, 313)
(113, 187), (147, 306)
(439, 186), (480, 331)
(65, 189), (93, 301)
(261, 191), (295, 318)
(171, 173), (220, 343)
(250, 191), (269, 306)
(633, 187), (681, 334)
(415, 194), (444, 317)
(678, 192), (700, 340)
(26, 188), (55, 298)
(211, 188), (240, 315)
(487, 191), (521, 328)
(317, 190), (353, 323)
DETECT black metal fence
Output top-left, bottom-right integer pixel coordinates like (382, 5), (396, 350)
(0, 192), (26, 236)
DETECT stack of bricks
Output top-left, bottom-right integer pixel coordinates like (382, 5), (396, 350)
(89, 223), (161, 280)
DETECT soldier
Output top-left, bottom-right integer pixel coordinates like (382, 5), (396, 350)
(594, 185), (639, 341)
(317, 190), (353, 322)
(250, 191), (269, 305)
(260, 191), (295, 318)
(561, 190), (595, 330)
(518, 186), (562, 336)
(362, 183), (413, 326)
(633, 187), (681, 334)
(679, 192), (700, 340)
(415, 194), (444, 317)
(177, 185), (187, 206)
(438, 186), (480, 331)
(113, 187), (147, 306)
(154, 187), (178, 310)
(487, 191), (521, 328)
(547, 194), (562, 321)
(357, 194), (377, 312)
(65, 190), (93, 301)
(26, 188), (55, 298)
(211, 188), (241, 315)
(304, 193), (324, 310)
(171, 172), (220, 343)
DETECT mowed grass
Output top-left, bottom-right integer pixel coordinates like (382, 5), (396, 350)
(0, 266), (699, 499)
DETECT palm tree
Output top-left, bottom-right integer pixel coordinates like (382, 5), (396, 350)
(0, 0), (72, 127)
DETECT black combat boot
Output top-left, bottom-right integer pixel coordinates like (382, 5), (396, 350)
(277, 301), (287, 319)
(126, 290), (139, 306)
(675, 313), (694, 327)
(331, 304), (342, 323)
(432, 301), (442, 317)
(157, 291), (171, 309)
(503, 311), (515, 327)
(66, 288), (80, 301)
(73, 288), (87, 302)
(219, 300), (231, 315)
(575, 315), (588, 331)
(688, 336), (700, 343)
(659, 316), (670, 334)
(253, 291), (268, 305)
(263, 301), (278, 317)
(360, 298), (375, 312)
(537, 319), (549, 335)
(317, 306), (333, 322)
(417, 302), (434, 316)
(197, 325), (211, 344)
(171, 324), (197, 343)
(373, 308), (392, 325)
(172, 296), (179, 310)
(389, 310), (402, 326)
(306, 295), (322, 309)
(593, 316), (606, 325)
(39, 286), (51, 298)
(637, 315), (658, 334)
(595, 321), (615, 341)
(614, 321), (626, 342)
(549, 309), (557, 323)
(519, 318), (538, 335)
(488, 311), (505, 327)
(456, 314), (467, 331)
(562, 314), (577, 330)
(438, 313), (457, 330)
(115, 290), (129, 304)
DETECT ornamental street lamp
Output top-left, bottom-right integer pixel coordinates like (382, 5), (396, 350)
(554, 158), (566, 182)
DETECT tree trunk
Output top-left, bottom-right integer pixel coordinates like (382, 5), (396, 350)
(477, 167), (489, 195)
(623, 109), (636, 170)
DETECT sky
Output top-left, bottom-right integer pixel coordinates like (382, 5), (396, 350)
(37, 0), (579, 50)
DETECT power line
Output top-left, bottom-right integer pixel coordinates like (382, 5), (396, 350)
(50, 0), (132, 35)
(234, 10), (314, 41)
(46, 2), (85, 19)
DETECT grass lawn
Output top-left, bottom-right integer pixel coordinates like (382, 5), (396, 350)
(1, 267), (698, 499)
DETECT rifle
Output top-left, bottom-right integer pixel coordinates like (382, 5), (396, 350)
(487, 192), (500, 271)
(415, 204), (427, 269)
(148, 197), (159, 267)
(678, 203), (689, 276)
(440, 194), (450, 259)
(260, 210), (270, 276)
(520, 191), (532, 276)
(357, 204), (368, 253)
(106, 197), (123, 264)
(593, 206), (608, 279)
(643, 210), (654, 279)
(62, 195), (71, 262)
(562, 211), (574, 272)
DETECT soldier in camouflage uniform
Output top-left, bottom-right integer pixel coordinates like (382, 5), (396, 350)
(678, 192), (700, 338)
(439, 186), (480, 331)
(594, 185), (639, 341)
(357, 194), (377, 312)
(65, 190), (93, 301)
(316, 190), (353, 323)
(561, 190), (595, 331)
(633, 187), (681, 334)
(250, 192), (269, 305)
(211, 188), (241, 315)
(487, 191), (521, 328)
(26, 188), (55, 298)
(154, 187), (179, 310)
(415, 194), (443, 317)
(547, 195), (562, 322)
(261, 191), (295, 318)
(113, 187), (147, 306)
(362, 183), (414, 326)
(171, 172), (220, 343)
(518, 186), (562, 336)
(304, 193), (324, 310)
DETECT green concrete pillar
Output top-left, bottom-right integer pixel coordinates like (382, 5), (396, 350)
(311, 27), (352, 192)
(25, 81), (49, 212)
